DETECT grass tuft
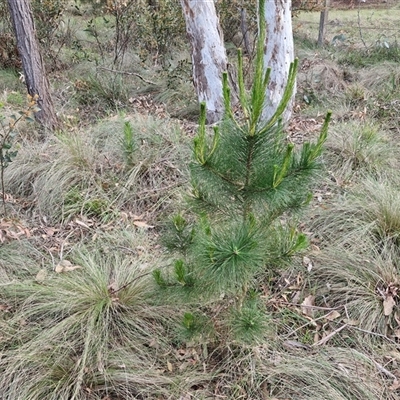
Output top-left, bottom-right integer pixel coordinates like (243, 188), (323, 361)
(4, 114), (188, 223)
(312, 177), (400, 249)
(0, 245), (178, 400)
(324, 120), (397, 183)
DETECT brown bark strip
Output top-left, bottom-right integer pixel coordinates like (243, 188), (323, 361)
(7, 0), (59, 131)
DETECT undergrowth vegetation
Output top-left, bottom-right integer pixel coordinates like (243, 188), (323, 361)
(1, 1), (400, 399)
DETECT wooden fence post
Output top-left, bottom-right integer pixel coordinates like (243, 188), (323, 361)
(318, 0), (330, 47)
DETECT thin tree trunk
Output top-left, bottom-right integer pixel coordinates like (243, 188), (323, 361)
(180, 0), (228, 124)
(7, 0), (58, 131)
(318, 0), (330, 47)
(262, 0), (295, 123)
(240, 7), (252, 56)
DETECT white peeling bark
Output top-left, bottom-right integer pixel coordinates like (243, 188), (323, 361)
(180, 0), (228, 124)
(262, 0), (295, 123)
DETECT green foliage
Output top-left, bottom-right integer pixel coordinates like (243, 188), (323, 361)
(120, 121), (137, 168)
(230, 296), (269, 344)
(153, 259), (196, 302)
(83, 15), (112, 64)
(32, 0), (67, 56)
(63, 187), (111, 219)
(163, 213), (194, 252)
(338, 42), (400, 68)
(157, 0), (330, 346)
(0, 71), (21, 92)
(6, 91), (24, 107)
(145, 0), (186, 61)
(0, 2), (12, 35)
(196, 220), (264, 294)
(82, 0), (186, 65)
(177, 312), (213, 344)
(216, 0), (257, 45)
(188, 54), (329, 252)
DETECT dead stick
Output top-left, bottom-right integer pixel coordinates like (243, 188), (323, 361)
(96, 67), (156, 85)
(312, 324), (348, 347)
(278, 301), (343, 311)
(372, 360), (397, 380)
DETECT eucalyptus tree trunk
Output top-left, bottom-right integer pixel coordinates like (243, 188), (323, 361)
(262, 0), (295, 123)
(7, 0), (58, 131)
(180, 0), (228, 124)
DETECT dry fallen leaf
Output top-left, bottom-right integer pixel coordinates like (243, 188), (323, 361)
(167, 360), (173, 372)
(302, 256), (313, 272)
(283, 340), (311, 350)
(35, 269), (47, 283)
(390, 379), (400, 391)
(301, 294), (315, 317)
(133, 220), (154, 228)
(75, 218), (91, 229)
(343, 318), (359, 326)
(384, 295), (396, 316)
(325, 310), (341, 321)
(0, 304), (10, 312)
(44, 227), (57, 236)
(55, 259), (83, 273)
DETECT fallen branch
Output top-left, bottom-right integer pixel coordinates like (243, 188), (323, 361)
(373, 360), (397, 380)
(278, 300), (343, 311)
(349, 325), (397, 345)
(96, 67), (156, 85)
(312, 324), (348, 347)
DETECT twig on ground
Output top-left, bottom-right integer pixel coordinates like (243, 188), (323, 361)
(97, 66), (156, 85)
(279, 301), (343, 311)
(284, 312), (336, 338)
(110, 263), (170, 295)
(349, 325), (398, 345)
(312, 324), (348, 347)
(372, 360), (397, 380)
(59, 230), (78, 261)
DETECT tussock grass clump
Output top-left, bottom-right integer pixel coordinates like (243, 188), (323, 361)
(311, 245), (400, 335)
(0, 246), (179, 400)
(263, 347), (390, 399)
(324, 121), (396, 183)
(359, 61), (400, 94)
(0, 239), (45, 281)
(211, 345), (389, 399)
(312, 177), (400, 249)
(4, 114), (188, 222)
(338, 44), (400, 68)
(359, 62), (400, 126)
